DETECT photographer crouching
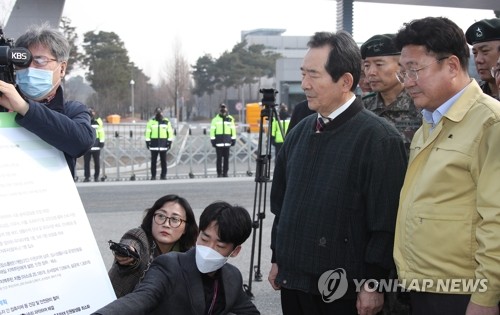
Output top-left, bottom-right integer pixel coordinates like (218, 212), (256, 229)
(0, 23), (94, 179)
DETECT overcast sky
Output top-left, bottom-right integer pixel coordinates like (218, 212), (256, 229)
(3, 1), (496, 84)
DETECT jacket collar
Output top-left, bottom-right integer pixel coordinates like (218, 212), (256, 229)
(442, 80), (482, 124)
(179, 249), (205, 314)
(38, 85), (64, 113)
(417, 80), (484, 152)
(311, 96), (365, 132)
(179, 247), (238, 314)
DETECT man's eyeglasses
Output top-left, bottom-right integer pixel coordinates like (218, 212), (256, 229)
(396, 56), (449, 84)
(491, 65), (500, 78)
(153, 213), (185, 228)
(32, 56), (58, 67)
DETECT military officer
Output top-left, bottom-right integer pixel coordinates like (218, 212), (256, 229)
(361, 33), (422, 153)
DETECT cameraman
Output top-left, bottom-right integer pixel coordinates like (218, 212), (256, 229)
(0, 23), (94, 178)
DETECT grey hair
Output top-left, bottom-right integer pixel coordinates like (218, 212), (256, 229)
(15, 22), (70, 62)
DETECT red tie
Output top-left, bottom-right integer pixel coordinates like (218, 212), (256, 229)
(316, 117), (327, 132)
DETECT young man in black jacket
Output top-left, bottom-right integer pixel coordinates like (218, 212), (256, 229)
(93, 201), (259, 315)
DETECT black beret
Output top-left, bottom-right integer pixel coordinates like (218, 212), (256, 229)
(360, 34), (400, 59)
(466, 18), (500, 45)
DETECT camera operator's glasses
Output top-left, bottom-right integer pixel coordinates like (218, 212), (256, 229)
(491, 66), (500, 78)
(32, 56), (58, 67)
(153, 213), (185, 228)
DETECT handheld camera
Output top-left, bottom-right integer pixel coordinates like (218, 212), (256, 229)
(0, 28), (32, 88)
(108, 240), (140, 259)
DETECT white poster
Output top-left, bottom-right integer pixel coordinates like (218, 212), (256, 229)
(0, 113), (116, 315)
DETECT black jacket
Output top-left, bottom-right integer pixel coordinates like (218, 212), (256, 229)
(15, 86), (95, 177)
(93, 248), (259, 315)
(271, 98), (408, 295)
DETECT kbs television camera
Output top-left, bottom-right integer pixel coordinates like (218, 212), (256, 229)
(0, 28), (32, 105)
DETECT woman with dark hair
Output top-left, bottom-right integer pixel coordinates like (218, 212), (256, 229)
(108, 194), (198, 297)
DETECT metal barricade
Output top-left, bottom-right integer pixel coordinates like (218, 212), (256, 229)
(75, 122), (263, 181)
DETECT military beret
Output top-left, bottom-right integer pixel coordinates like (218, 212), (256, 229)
(465, 18), (500, 45)
(360, 34), (400, 59)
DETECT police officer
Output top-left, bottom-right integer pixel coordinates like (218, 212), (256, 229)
(210, 103), (236, 177)
(361, 33), (421, 153)
(466, 18), (500, 98)
(83, 107), (105, 182)
(271, 103), (290, 160)
(145, 107), (174, 180)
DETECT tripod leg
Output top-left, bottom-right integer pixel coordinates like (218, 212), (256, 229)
(253, 108), (278, 282)
(243, 99), (283, 298)
(245, 108), (270, 297)
(252, 181), (267, 282)
(245, 217), (258, 297)
(245, 103), (281, 298)
(255, 183), (268, 282)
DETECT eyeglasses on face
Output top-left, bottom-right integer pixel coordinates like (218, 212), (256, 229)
(396, 56), (450, 83)
(153, 213), (185, 228)
(32, 56), (58, 67)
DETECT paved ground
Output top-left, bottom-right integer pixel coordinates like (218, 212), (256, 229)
(78, 177), (282, 314)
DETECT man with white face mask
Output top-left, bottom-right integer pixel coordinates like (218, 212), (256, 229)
(92, 201), (259, 315)
(0, 23), (94, 178)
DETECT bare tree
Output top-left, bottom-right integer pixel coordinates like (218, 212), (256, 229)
(158, 38), (192, 122)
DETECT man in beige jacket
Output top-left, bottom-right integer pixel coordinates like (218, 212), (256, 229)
(393, 17), (500, 315)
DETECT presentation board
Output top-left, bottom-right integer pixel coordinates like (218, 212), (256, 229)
(0, 113), (116, 315)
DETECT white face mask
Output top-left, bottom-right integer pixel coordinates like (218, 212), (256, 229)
(195, 245), (230, 274)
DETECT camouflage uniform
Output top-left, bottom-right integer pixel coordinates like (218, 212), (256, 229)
(363, 90), (421, 153)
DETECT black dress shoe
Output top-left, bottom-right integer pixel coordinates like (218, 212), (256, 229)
(83, 178), (90, 182)
(151, 177), (156, 180)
